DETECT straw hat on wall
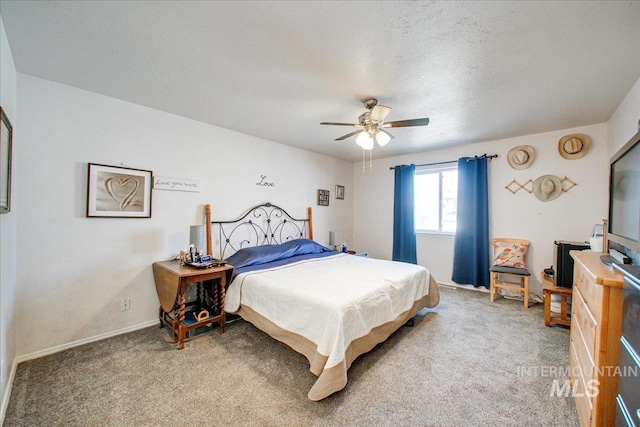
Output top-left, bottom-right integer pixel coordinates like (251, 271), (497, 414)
(507, 145), (535, 169)
(533, 175), (563, 202)
(558, 134), (591, 159)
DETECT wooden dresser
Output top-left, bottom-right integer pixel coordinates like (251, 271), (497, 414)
(569, 251), (624, 427)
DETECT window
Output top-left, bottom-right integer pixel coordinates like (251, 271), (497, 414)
(414, 167), (458, 233)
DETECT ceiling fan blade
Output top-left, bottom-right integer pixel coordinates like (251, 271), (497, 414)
(370, 105), (392, 122)
(320, 122), (360, 127)
(384, 118), (430, 128)
(335, 130), (363, 141)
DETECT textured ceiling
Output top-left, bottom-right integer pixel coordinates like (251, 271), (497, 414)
(2, 1), (639, 162)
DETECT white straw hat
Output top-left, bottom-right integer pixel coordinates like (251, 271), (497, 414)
(533, 175), (562, 202)
(507, 145), (535, 169)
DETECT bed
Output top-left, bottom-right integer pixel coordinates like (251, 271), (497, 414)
(205, 202), (440, 401)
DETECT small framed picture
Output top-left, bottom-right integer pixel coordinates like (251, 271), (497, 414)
(87, 163), (153, 218)
(335, 185), (345, 200)
(317, 189), (330, 206)
(0, 107), (13, 214)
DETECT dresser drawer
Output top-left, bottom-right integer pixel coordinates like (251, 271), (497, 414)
(570, 328), (596, 417)
(575, 264), (603, 320)
(573, 287), (598, 362)
(571, 338), (594, 427)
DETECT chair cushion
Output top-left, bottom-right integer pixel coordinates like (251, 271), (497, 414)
(489, 265), (531, 276)
(492, 242), (527, 268)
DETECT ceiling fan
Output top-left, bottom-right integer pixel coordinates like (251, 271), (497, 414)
(320, 98), (430, 150)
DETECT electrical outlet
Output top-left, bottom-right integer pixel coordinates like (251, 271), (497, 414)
(120, 298), (130, 311)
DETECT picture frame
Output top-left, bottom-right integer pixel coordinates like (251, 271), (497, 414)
(0, 107), (13, 214)
(317, 189), (330, 206)
(86, 163), (153, 218)
(335, 185), (345, 200)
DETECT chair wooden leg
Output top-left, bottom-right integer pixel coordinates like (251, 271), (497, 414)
(490, 272), (496, 302)
(523, 276), (529, 309)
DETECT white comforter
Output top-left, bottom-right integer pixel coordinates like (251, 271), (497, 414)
(225, 253), (432, 373)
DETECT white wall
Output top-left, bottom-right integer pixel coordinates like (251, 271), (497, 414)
(14, 74), (353, 358)
(608, 77), (640, 155)
(0, 17), (18, 422)
(353, 123), (609, 296)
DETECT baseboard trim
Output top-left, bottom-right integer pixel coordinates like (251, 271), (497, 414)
(0, 357), (18, 425)
(437, 281), (543, 303)
(15, 320), (159, 364)
(438, 281), (491, 293)
(436, 283), (458, 290)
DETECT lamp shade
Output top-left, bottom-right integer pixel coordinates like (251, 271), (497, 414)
(356, 131), (369, 147)
(376, 131), (391, 147)
(329, 230), (338, 247)
(190, 225), (204, 251)
(361, 135), (374, 150)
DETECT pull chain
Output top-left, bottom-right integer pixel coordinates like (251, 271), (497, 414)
(361, 148), (375, 172)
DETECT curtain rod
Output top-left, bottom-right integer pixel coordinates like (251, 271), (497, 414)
(389, 154), (498, 170)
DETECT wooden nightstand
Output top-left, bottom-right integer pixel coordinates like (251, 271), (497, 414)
(152, 260), (234, 349)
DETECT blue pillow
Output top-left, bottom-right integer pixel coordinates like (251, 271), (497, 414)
(225, 238), (334, 269)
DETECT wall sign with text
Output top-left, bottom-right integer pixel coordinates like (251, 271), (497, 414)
(154, 176), (200, 192)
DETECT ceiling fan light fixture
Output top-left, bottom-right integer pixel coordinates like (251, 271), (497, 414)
(320, 98), (430, 154)
(362, 136), (374, 150)
(375, 130), (391, 147)
(356, 131), (370, 147)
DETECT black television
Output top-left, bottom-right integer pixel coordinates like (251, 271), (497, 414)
(607, 130), (640, 257)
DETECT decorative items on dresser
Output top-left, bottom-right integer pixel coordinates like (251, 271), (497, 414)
(568, 251), (624, 427)
(613, 263), (640, 427)
(152, 260), (233, 350)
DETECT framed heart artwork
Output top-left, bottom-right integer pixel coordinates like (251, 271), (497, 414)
(86, 163), (153, 218)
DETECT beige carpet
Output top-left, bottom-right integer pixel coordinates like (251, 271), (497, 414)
(4, 286), (578, 426)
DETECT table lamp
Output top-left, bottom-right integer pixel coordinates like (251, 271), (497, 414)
(329, 230), (338, 251)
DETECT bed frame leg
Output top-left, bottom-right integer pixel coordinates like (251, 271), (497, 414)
(404, 318), (415, 327)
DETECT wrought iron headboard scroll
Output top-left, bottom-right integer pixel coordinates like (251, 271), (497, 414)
(204, 203), (313, 259)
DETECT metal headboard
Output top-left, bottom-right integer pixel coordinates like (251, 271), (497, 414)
(204, 203), (313, 259)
